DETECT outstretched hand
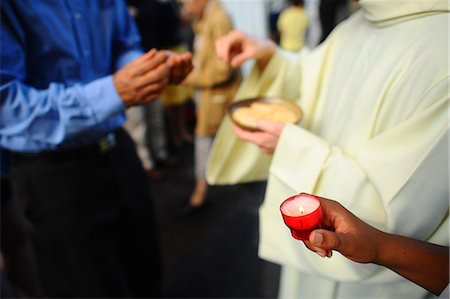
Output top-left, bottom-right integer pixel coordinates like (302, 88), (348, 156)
(113, 49), (193, 107)
(113, 49), (170, 106)
(215, 30), (276, 70)
(167, 51), (193, 84)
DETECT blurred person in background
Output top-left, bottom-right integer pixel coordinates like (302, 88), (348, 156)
(123, 106), (164, 180)
(125, 0), (187, 181)
(129, 0), (193, 153)
(208, 0), (448, 298)
(319, 0), (349, 43)
(277, 0), (309, 52)
(178, 0), (241, 214)
(0, 0), (192, 297)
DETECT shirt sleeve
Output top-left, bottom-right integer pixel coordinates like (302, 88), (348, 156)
(0, 11), (125, 151)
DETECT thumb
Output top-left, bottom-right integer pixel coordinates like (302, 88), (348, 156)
(309, 229), (342, 252)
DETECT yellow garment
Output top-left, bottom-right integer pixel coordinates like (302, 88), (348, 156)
(207, 0), (449, 298)
(185, 0), (241, 136)
(277, 6), (308, 51)
(160, 45), (192, 107)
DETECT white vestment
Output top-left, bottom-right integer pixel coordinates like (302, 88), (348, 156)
(207, 1), (449, 298)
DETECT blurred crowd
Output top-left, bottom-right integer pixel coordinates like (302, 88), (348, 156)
(0, 0), (448, 298)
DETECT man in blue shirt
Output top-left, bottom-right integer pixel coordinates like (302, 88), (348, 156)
(0, 0), (192, 297)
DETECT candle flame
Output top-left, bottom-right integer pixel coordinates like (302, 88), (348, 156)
(298, 206), (305, 215)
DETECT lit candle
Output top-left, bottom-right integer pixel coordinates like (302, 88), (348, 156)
(280, 193), (322, 240)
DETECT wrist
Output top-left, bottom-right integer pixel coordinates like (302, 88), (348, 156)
(256, 40), (276, 71)
(371, 229), (393, 265)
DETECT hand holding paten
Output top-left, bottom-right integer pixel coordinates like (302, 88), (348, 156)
(232, 119), (285, 154)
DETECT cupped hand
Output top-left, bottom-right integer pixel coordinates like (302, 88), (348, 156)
(233, 119), (285, 154)
(113, 49), (170, 106)
(166, 51), (193, 84)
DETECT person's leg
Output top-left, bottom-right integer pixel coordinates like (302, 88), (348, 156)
(124, 106), (154, 171)
(165, 105), (183, 148)
(145, 99), (171, 161)
(10, 149), (130, 298)
(178, 102), (194, 144)
(190, 135), (214, 207)
(110, 129), (162, 298)
(125, 106), (164, 180)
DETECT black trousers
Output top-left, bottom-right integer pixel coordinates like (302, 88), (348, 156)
(1, 175), (42, 298)
(10, 129), (162, 298)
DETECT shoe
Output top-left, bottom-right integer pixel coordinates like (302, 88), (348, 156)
(146, 168), (163, 181)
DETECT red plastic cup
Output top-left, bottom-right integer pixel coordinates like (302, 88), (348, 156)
(280, 193), (322, 240)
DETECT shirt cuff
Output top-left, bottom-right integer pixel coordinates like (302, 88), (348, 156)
(83, 75), (125, 124)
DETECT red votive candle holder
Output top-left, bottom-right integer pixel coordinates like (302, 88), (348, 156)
(280, 193), (322, 240)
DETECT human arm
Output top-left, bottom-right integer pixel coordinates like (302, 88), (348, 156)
(303, 196), (449, 296)
(215, 30), (277, 72)
(112, 1), (192, 104)
(206, 46), (303, 185)
(0, 1), (187, 151)
(258, 86), (449, 284)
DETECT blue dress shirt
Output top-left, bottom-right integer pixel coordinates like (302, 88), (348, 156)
(0, 0), (143, 152)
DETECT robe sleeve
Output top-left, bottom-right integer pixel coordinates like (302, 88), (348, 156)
(206, 49), (304, 184)
(259, 78), (449, 282)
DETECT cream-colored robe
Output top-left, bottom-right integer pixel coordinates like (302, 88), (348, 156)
(207, 1), (449, 298)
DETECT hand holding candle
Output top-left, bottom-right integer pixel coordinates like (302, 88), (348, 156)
(280, 193), (322, 240)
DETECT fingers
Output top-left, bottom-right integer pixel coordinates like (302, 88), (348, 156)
(215, 34), (231, 64)
(128, 50), (157, 73)
(167, 52), (193, 84)
(137, 77), (168, 100)
(216, 30), (249, 66)
(232, 124), (278, 154)
(134, 61), (169, 88)
(114, 50), (171, 106)
(307, 229), (342, 257)
(256, 119), (285, 135)
(303, 239), (333, 258)
(131, 50), (169, 76)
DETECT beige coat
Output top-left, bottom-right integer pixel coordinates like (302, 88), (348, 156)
(186, 0), (240, 136)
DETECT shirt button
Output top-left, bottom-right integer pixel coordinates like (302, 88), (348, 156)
(74, 12), (82, 19)
(83, 50), (90, 57)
